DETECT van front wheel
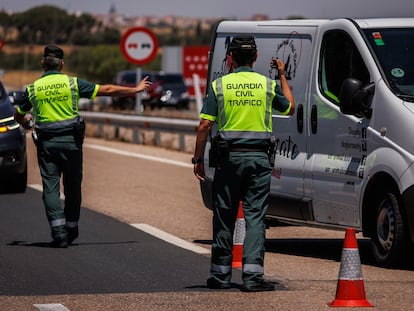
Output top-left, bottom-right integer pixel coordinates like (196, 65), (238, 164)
(371, 192), (406, 267)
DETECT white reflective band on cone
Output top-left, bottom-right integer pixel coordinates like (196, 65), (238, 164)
(233, 218), (246, 245)
(338, 248), (363, 280)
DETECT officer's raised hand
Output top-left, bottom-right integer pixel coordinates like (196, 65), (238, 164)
(97, 76), (152, 97)
(270, 57), (285, 76)
(136, 76), (152, 93)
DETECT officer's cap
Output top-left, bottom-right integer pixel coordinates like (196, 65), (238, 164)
(43, 45), (64, 59)
(229, 35), (257, 53)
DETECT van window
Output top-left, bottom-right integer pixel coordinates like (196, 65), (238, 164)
(363, 28), (414, 100)
(210, 33), (313, 117)
(319, 30), (370, 105)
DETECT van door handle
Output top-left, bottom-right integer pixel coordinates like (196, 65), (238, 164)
(297, 104), (303, 133)
(311, 105), (317, 134)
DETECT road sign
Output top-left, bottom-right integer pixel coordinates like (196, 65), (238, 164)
(120, 27), (158, 65)
(182, 45), (209, 96)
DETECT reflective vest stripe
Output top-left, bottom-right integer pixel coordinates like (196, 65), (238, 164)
(220, 131), (270, 139)
(50, 218), (66, 227)
(210, 263), (232, 274)
(265, 78), (273, 129)
(243, 263), (264, 274)
(28, 83), (40, 117)
(36, 117), (79, 129)
(68, 76), (78, 113)
(66, 221), (78, 228)
(215, 78), (227, 127)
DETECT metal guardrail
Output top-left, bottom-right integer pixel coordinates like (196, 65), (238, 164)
(81, 111), (199, 153)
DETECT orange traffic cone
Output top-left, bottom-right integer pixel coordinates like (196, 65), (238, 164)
(232, 201), (245, 268)
(328, 228), (373, 307)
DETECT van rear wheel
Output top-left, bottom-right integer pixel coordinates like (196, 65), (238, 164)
(371, 192), (406, 267)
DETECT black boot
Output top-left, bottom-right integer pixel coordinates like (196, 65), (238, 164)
(241, 280), (275, 292)
(67, 227), (79, 244)
(50, 238), (68, 248)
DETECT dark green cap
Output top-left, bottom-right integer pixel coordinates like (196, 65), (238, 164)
(229, 35), (257, 52)
(43, 45), (64, 59)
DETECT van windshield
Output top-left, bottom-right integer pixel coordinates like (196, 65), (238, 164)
(364, 28), (414, 101)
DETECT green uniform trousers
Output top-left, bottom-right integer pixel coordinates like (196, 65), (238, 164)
(36, 135), (83, 240)
(211, 151), (271, 287)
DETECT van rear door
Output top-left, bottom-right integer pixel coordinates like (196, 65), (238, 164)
(204, 21), (318, 220)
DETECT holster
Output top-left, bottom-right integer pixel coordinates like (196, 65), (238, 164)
(209, 135), (229, 168)
(268, 136), (276, 167)
(74, 118), (86, 143)
(31, 129), (39, 147)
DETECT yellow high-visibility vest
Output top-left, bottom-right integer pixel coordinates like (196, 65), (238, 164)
(27, 74), (79, 124)
(212, 71), (275, 139)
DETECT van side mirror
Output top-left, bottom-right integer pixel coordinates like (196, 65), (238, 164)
(8, 91), (27, 106)
(339, 78), (375, 118)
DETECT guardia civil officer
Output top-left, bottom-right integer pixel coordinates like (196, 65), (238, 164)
(14, 45), (151, 248)
(192, 36), (295, 291)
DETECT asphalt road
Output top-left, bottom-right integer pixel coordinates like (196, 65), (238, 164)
(0, 188), (223, 297)
(2, 136), (414, 311)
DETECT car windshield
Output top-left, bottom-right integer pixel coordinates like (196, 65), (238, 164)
(121, 72), (137, 84)
(119, 71), (155, 84)
(156, 74), (184, 85)
(364, 28), (414, 101)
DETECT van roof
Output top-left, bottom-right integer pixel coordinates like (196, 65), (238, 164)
(353, 18), (414, 28)
(216, 18), (414, 33)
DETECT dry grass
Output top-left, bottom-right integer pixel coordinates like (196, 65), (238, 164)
(1, 70), (43, 90)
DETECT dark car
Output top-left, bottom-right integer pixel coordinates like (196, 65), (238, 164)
(112, 70), (189, 110)
(0, 83), (27, 193)
(112, 70), (158, 110)
(154, 72), (190, 110)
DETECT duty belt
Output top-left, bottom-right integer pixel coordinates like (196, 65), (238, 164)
(229, 144), (268, 152)
(35, 117), (79, 129)
(36, 128), (75, 140)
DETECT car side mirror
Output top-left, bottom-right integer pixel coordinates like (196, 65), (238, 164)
(8, 91), (27, 106)
(339, 78), (375, 118)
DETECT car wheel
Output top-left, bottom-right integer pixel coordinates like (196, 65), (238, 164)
(181, 101), (189, 110)
(370, 191), (407, 267)
(7, 159), (28, 193)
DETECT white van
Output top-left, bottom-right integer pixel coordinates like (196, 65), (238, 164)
(200, 18), (414, 267)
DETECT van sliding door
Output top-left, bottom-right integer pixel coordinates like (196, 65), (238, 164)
(307, 28), (371, 227)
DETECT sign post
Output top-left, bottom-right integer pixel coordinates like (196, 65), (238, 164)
(120, 27), (158, 113)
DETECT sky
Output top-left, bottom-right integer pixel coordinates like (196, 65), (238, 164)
(1, 0), (414, 19)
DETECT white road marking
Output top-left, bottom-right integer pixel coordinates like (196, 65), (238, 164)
(131, 223), (210, 255)
(33, 304), (70, 311)
(85, 143), (192, 168)
(28, 185), (210, 255)
(28, 184), (43, 192)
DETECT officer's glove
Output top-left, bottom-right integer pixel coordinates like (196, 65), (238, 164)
(22, 119), (34, 130)
(14, 111), (33, 130)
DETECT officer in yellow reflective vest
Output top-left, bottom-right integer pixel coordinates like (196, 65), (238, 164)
(193, 36), (295, 291)
(14, 45), (151, 248)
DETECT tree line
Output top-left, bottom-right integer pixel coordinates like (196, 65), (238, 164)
(0, 5), (121, 46)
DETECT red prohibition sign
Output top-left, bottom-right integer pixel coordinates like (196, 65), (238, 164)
(120, 27), (158, 65)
